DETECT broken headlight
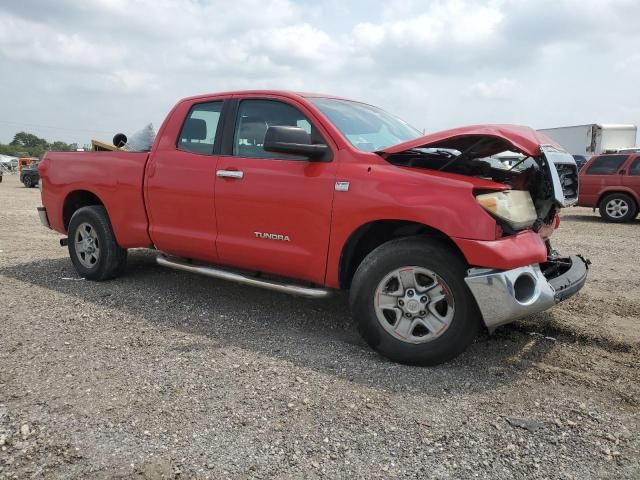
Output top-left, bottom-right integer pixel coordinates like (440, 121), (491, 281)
(476, 190), (537, 230)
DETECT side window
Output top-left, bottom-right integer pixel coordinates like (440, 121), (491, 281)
(585, 155), (628, 175)
(233, 100), (320, 159)
(177, 101), (223, 155)
(629, 158), (640, 176)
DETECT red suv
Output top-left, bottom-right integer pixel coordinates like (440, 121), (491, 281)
(578, 153), (640, 222)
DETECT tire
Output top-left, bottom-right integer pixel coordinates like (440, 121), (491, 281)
(349, 237), (480, 366)
(68, 205), (127, 281)
(599, 193), (637, 223)
(23, 176), (32, 188)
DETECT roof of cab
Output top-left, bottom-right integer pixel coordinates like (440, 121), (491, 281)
(180, 90), (355, 103)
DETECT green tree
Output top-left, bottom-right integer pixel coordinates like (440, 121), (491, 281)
(10, 132), (49, 156)
(50, 141), (78, 152)
(1, 132), (79, 157)
(0, 144), (27, 157)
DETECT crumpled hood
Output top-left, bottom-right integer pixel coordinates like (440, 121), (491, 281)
(378, 124), (563, 157)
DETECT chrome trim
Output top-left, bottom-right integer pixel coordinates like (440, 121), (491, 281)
(540, 145), (579, 207)
(216, 170), (244, 179)
(335, 181), (350, 192)
(156, 255), (332, 299)
(465, 264), (556, 332)
(37, 207), (51, 229)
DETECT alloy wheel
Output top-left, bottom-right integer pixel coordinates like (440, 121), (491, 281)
(605, 198), (629, 219)
(374, 266), (455, 344)
(74, 222), (101, 268)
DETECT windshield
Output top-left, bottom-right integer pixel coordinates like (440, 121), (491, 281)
(308, 98), (422, 152)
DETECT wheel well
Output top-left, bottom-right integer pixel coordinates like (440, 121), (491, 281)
(63, 190), (104, 230)
(597, 190), (639, 209)
(338, 220), (465, 289)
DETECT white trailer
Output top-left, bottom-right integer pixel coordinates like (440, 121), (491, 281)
(538, 124), (637, 157)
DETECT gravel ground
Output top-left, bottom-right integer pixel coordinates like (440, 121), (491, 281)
(0, 173), (639, 479)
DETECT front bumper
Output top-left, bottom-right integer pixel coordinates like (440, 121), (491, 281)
(37, 207), (51, 229)
(465, 255), (589, 332)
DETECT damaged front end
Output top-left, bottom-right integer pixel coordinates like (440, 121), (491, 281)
(465, 254), (589, 331)
(378, 126), (588, 330)
(380, 132), (579, 237)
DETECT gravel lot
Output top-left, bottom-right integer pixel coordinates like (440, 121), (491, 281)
(1, 173), (639, 479)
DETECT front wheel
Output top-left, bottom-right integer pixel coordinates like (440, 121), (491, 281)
(599, 193), (637, 223)
(23, 176), (32, 188)
(349, 237), (480, 365)
(68, 206), (127, 281)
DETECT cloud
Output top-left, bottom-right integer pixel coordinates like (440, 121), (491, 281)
(0, 13), (122, 69)
(0, 0), (638, 144)
(469, 78), (518, 99)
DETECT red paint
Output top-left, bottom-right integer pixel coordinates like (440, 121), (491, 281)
(39, 151), (151, 248)
(577, 153), (640, 208)
(451, 231), (548, 271)
(144, 97), (223, 263)
(379, 124), (562, 157)
(39, 90), (568, 288)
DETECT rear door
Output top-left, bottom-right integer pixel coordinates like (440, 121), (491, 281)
(145, 99), (227, 263)
(579, 155), (628, 206)
(622, 155), (640, 202)
(214, 97), (338, 284)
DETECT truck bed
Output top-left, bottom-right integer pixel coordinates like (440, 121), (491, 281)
(39, 151), (152, 248)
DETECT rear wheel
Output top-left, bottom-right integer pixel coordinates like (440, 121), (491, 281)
(68, 206), (127, 281)
(23, 176), (32, 188)
(349, 237), (480, 365)
(599, 193), (637, 223)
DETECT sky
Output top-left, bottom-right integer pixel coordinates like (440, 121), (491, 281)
(0, 0), (639, 145)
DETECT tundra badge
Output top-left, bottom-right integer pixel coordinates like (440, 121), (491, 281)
(254, 232), (291, 241)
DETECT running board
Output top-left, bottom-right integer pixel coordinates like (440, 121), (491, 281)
(156, 255), (332, 299)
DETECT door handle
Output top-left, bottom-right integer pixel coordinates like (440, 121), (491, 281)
(216, 170), (244, 179)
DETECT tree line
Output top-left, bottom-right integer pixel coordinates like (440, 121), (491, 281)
(0, 132), (79, 158)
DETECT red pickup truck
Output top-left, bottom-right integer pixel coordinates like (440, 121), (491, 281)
(37, 90), (588, 365)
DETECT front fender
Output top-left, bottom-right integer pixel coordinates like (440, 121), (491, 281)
(324, 163), (500, 288)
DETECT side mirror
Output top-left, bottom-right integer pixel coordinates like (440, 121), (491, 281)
(263, 126), (328, 159)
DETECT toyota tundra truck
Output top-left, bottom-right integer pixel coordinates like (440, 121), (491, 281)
(37, 90), (588, 365)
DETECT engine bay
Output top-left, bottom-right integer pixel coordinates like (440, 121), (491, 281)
(384, 145), (559, 234)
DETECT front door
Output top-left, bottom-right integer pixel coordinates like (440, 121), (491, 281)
(214, 98), (337, 284)
(145, 100), (225, 263)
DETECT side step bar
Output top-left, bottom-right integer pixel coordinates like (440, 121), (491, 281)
(156, 255), (332, 299)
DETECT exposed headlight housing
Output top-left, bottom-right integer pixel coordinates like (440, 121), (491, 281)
(476, 190), (537, 230)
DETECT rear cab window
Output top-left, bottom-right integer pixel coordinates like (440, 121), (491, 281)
(585, 155), (628, 175)
(629, 156), (640, 176)
(177, 101), (223, 155)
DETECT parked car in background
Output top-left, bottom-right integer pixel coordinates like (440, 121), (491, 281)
(20, 164), (40, 188)
(578, 153), (640, 222)
(0, 155), (19, 171)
